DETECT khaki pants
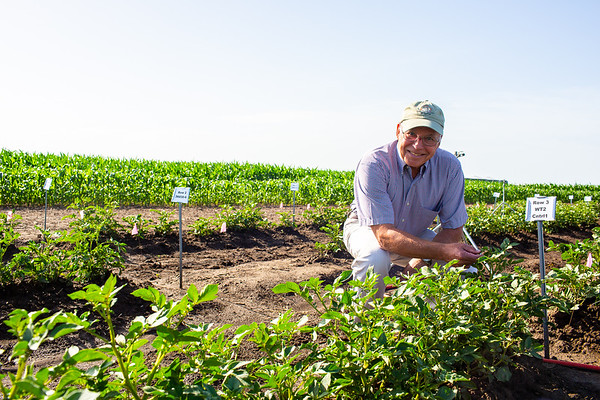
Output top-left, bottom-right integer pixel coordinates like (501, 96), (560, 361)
(343, 213), (436, 298)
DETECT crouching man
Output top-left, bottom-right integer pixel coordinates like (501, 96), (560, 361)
(343, 100), (481, 298)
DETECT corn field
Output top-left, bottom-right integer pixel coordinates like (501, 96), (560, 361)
(1, 149), (599, 207)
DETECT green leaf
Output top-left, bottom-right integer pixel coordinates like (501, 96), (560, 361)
(494, 365), (512, 382)
(15, 378), (49, 398)
(436, 385), (457, 400)
(334, 270), (353, 285)
(187, 284), (199, 303)
(63, 347), (108, 364)
(321, 310), (344, 320)
(132, 286), (161, 303)
(49, 323), (84, 340)
(272, 281), (300, 294)
(198, 284), (218, 302)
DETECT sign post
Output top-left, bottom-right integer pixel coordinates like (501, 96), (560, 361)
(43, 178), (53, 230)
(290, 182), (299, 225)
(525, 195), (557, 359)
(171, 187), (190, 289)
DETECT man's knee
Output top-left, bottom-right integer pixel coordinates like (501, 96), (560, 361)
(354, 247), (391, 277)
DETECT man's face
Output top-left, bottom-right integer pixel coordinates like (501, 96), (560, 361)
(396, 125), (441, 171)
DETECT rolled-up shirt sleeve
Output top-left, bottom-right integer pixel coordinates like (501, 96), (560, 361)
(438, 161), (468, 229)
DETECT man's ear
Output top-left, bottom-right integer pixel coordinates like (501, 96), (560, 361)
(396, 123), (402, 140)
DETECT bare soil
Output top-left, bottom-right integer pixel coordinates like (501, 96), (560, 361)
(2, 206), (600, 399)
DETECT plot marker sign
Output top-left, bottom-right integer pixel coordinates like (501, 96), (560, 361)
(525, 196), (556, 222)
(290, 182), (299, 225)
(172, 187), (190, 289)
(525, 196), (557, 359)
(43, 178), (53, 230)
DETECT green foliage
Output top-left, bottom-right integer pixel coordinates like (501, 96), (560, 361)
(272, 259), (547, 398)
(122, 214), (153, 239)
(1, 307), (93, 399)
(302, 204), (348, 227)
(0, 149), (355, 206)
(465, 201), (599, 236)
(5, 227), (125, 286)
(3, 230), (600, 400)
(214, 204), (270, 232)
(314, 222), (345, 256)
(64, 202), (122, 239)
(150, 209), (178, 235)
(275, 211), (295, 227)
(546, 227), (600, 310)
(2, 149), (599, 207)
(0, 211), (21, 262)
(189, 216), (216, 237)
(1, 208), (126, 286)
(464, 179), (600, 204)
(474, 238), (523, 278)
(190, 205), (270, 236)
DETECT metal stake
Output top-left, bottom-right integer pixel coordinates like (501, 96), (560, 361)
(44, 190), (48, 230)
(537, 220), (550, 359)
(179, 202), (183, 289)
(292, 191), (296, 225)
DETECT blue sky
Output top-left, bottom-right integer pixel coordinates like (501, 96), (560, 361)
(2, 1), (599, 185)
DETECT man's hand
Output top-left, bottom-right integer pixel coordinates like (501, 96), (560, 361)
(442, 242), (481, 265)
(371, 223), (482, 267)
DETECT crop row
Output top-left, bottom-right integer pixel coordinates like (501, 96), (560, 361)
(1, 149), (599, 206)
(2, 231), (600, 399)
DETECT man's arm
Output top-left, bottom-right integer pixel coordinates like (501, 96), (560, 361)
(371, 223), (481, 270)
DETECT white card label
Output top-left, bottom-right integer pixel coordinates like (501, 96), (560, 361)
(171, 187), (190, 203)
(43, 178), (52, 190)
(290, 182), (299, 191)
(525, 196), (556, 221)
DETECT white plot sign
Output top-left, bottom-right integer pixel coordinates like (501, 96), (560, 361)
(525, 196), (557, 222)
(171, 187), (190, 204)
(43, 178), (53, 190)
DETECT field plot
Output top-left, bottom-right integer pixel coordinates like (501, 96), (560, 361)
(2, 151), (600, 399)
(1, 205), (600, 399)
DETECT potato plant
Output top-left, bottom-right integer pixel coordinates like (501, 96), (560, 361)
(6, 235), (596, 399)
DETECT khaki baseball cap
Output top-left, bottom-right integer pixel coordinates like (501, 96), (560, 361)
(399, 100), (445, 135)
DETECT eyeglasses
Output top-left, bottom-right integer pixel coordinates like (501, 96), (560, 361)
(402, 131), (440, 147)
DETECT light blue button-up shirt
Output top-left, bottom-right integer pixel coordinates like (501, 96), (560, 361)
(350, 140), (468, 235)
